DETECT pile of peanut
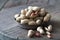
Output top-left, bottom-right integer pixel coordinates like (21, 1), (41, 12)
(14, 6), (51, 25)
(14, 6), (53, 39)
(27, 25), (53, 39)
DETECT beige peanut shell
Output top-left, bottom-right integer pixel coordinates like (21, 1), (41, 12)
(27, 30), (35, 37)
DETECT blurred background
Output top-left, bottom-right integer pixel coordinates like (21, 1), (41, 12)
(0, 0), (60, 10)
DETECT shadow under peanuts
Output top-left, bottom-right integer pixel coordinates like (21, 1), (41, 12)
(48, 20), (60, 33)
(42, 20), (60, 33)
(43, 20), (60, 39)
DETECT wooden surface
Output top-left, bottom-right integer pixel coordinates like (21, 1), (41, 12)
(0, 5), (60, 40)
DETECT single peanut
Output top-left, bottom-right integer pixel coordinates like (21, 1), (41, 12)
(27, 30), (35, 37)
(26, 9), (33, 17)
(21, 19), (29, 24)
(14, 14), (20, 19)
(43, 14), (51, 22)
(36, 19), (41, 25)
(28, 21), (36, 25)
(37, 27), (45, 34)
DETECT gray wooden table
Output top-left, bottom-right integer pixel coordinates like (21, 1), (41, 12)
(0, 5), (60, 40)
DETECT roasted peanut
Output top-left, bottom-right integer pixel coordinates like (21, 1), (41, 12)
(14, 14), (20, 19)
(19, 14), (27, 19)
(21, 9), (26, 15)
(28, 21), (36, 25)
(25, 8), (28, 11)
(35, 31), (41, 37)
(37, 27), (45, 34)
(36, 19), (41, 25)
(43, 14), (51, 22)
(32, 6), (40, 11)
(39, 8), (46, 16)
(30, 13), (38, 18)
(47, 33), (53, 39)
(46, 31), (51, 35)
(45, 25), (52, 32)
(21, 19), (29, 24)
(26, 9), (33, 17)
(28, 6), (33, 10)
(27, 30), (35, 37)
(47, 25), (52, 32)
(16, 17), (20, 22)
(34, 17), (43, 21)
